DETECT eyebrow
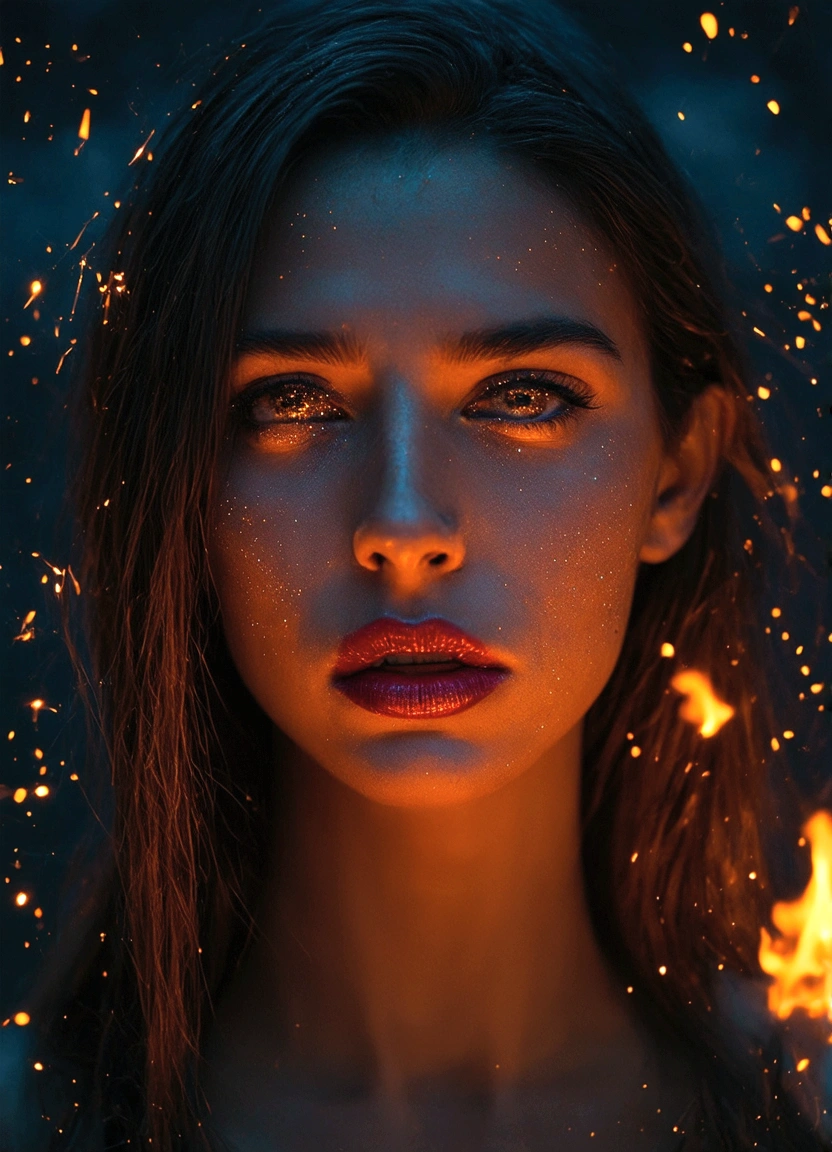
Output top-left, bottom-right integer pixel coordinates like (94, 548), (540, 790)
(235, 328), (367, 366)
(442, 316), (621, 364)
(235, 315), (621, 366)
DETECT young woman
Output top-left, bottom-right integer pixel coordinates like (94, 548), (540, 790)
(14, 0), (825, 1148)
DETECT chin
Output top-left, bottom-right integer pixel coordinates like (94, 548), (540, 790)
(314, 733), (539, 808)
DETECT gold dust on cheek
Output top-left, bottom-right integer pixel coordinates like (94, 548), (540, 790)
(244, 423), (334, 453)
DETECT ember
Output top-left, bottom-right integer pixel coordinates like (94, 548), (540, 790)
(670, 670), (735, 737)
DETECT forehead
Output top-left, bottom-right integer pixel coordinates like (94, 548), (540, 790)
(245, 138), (646, 367)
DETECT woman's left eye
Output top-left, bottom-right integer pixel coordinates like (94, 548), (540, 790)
(461, 371), (597, 437)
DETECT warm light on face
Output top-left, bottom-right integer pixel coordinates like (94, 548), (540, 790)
(211, 142), (669, 807)
(759, 811), (832, 1025)
(670, 669), (735, 737)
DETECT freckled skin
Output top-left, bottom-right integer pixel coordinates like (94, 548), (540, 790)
(210, 141), (665, 808)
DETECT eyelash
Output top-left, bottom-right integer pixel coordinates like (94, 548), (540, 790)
(232, 370), (598, 438)
(463, 370), (598, 431)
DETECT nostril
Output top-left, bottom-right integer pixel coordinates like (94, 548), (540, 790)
(369, 552), (386, 570)
(428, 552), (448, 567)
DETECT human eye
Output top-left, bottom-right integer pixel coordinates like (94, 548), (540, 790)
(461, 370), (599, 440)
(232, 374), (349, 448)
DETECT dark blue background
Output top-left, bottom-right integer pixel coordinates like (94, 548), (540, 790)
(1, 0), (830, 1061)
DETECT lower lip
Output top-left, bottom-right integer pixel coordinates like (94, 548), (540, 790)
(333, 665), (510, 718)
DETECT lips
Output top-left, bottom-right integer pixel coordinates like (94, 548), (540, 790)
(332, 617), (510, 718)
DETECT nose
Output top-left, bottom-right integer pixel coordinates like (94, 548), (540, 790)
(352, 380), (465, 596)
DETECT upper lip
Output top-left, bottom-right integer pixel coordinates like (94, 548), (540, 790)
(332, 617), (506, 677)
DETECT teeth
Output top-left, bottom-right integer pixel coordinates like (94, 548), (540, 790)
(370, 652), (458, 667)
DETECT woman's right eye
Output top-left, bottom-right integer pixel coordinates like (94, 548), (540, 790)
(234, 376), (349, 430)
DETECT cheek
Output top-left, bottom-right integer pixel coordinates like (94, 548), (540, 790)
(208, 457), (343, 723)
(473, 427), (658, 724)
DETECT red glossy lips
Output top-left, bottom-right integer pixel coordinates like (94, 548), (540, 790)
(332, 617), (510, 718)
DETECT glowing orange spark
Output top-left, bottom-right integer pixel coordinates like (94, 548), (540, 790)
(27, 699), (57, 723)
(128, 128), (155, 166)
(671, 670), (734, 737)
(13, 610), (36, 643)
(759, 812), (832, 1025)
(767, 100), (781, 115)
(78, 108), (90, 140)
(23, 280), (42, 308)
(699, 12), (718, 39)
(55, 344), (75, 375)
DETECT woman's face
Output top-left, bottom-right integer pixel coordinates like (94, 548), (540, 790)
(210, 139), (669, 807)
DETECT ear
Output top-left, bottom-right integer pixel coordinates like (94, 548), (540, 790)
(639, 385), (735, 565)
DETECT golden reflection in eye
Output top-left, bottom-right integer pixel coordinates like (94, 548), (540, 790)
(234, 375), (348, 450)
(462, 370), (598, 441)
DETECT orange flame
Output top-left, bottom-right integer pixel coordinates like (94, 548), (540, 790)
(670, 670), (735, 737)
(759, 812), (832, 1025)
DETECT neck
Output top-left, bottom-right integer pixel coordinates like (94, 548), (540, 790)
(233, 723), (637, 1095)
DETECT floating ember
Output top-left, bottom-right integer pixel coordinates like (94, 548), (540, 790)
(670, 669), (735, 737)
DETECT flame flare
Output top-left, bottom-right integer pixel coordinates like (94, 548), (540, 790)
(670, 669), (735, 737)
(759, 812), (832, 1025)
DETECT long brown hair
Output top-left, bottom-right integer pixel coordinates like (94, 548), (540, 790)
(28, 1), (821, 1147)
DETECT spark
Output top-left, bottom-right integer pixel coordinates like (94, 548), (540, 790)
(767, 100), (781, 115)
(70, 256), (89, 318)
(661, 642), (675, 658)
(128, 128), (155, 166)
(55, 344), (75, 375)
(68, 211), (99, 251)
(699, 12), (718, 39)
(23, 280), (42, 308)
(786, 216), (804, 232)
(28, 699), (57, 722)
(671, 670), (734, 737)
(815, 224), (832, 246)
(78, 108), (90, 140)
(13, 610), (36, 643)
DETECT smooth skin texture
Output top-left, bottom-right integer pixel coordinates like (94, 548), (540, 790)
(203, 139), (728, 1150)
